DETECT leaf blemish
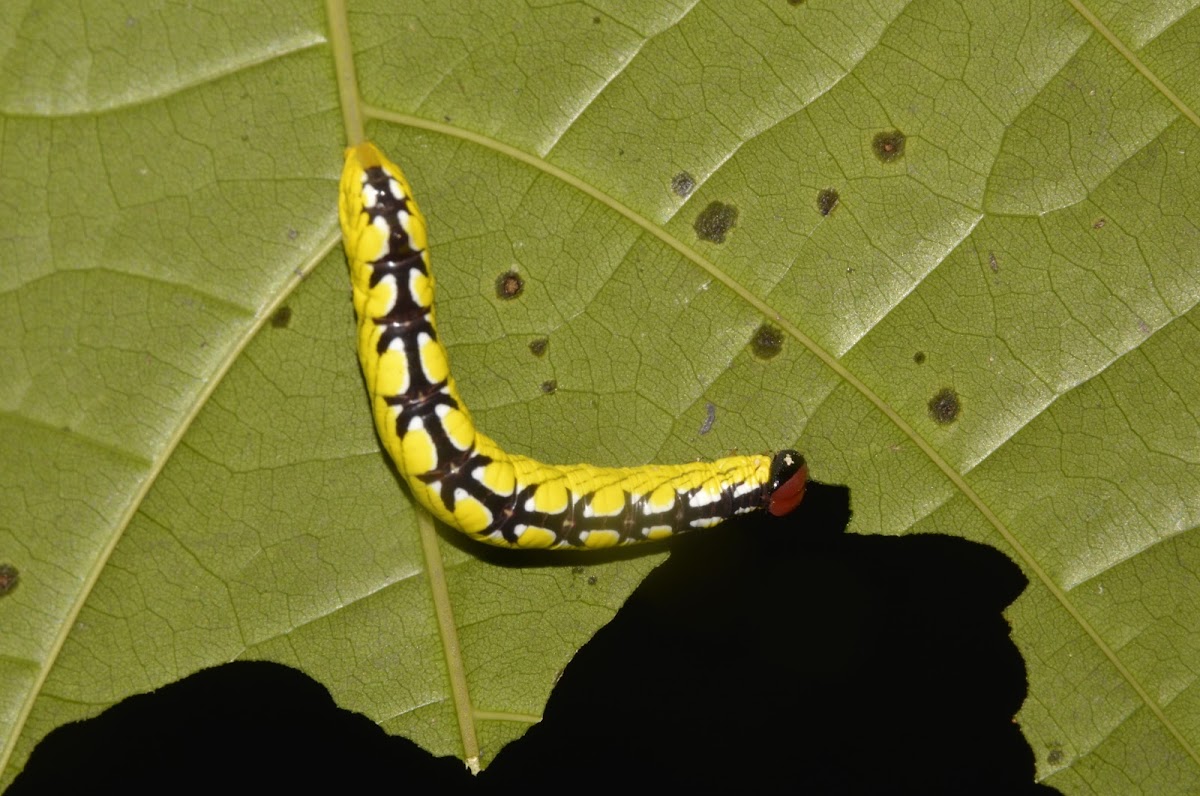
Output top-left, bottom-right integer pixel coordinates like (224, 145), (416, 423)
(671, 172), (696, 198)
(872, 130), (906, 163)
(750, 323), (784, 360)
(816, 187), (840, 216)
(270, 306), (293, 329)
(913, 351), (926, 365)
(529, 338), (549, 357)
(928, 387), (961, 425)
(694, 201), (738, 243)
(0, 563), (19, 597)
(541, 379), (558, 395)
(496, 270), (525, 300)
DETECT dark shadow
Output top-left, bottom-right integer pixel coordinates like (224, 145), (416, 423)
(484, 480), (1057, 794)
(10, 480), (1059, 795)
(8, 660), (473, 794)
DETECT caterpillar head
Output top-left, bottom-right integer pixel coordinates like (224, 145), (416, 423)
(766, 450), (808, 517)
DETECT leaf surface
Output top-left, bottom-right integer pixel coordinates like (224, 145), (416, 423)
(2, 1), (1199, 790)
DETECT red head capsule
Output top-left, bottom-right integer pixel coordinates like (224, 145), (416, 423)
(766, 450), (808, 517)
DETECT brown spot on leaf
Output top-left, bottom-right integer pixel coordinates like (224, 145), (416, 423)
(671, 172), (696, 198)
(0, 564), (19, 597)
(872, 130), (906, 163)
(750, 323), (784, 360)
(816, 188), (840, 216)
(694, 201), (738, 243)
(496, 270), (525, 300)
(928, 388), (961, 425)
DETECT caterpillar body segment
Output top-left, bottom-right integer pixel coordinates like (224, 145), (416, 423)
(339, 141), (808, 549)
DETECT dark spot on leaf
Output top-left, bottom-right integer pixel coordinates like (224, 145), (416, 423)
(988, 252), (1000, 273)
(587, 576), (598, 586)
(270, 306), (292, 329)
(750, 324), (784, 360)
(694, 201), (738, 243)
(671, 172), (696, 198)
(592, 15), (601, 24)
(928, 388), (961, 425)
(0, 564), (18, 597)
(571, 565), (585, 575)
(913, 351), (926, 365)
(286, 228), (299, 241)
(872, 130), (906, 163)
(496, 270), (524, 300)
(698, 402), (716, 435)
(1046, 745), (1064, 765)
(788, 0), (806, 5)
(528, 338), (549, 357)
(541, 380), (558, 395)
(816, 187), (840, 216)
(1093, 218), (1106, 229)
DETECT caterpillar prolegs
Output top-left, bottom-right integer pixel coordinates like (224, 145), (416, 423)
(338, 142), (807, 549)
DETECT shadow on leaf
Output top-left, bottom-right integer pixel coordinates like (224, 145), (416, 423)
(11, 481), (1058, 794)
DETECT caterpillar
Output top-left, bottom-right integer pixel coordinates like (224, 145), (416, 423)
(338, 141), (808, 549)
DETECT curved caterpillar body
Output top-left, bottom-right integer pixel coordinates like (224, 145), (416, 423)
(338, 142), (807, 549)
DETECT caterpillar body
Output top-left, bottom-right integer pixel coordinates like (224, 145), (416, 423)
(338, 142), (807, 549)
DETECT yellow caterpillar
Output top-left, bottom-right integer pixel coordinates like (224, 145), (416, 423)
(338, 142), (807, 549)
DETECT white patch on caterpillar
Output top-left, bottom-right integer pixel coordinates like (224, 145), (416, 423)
(688, 490), (718, 509)
(735, 506), (756, 514)
(689, 516), (723, 529)
(362, 183), (381, 208)
(734, 481), (757, 498)
(388, 178), (404, 200)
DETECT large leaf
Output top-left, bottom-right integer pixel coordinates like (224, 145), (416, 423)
(2, 0), (1199, 790)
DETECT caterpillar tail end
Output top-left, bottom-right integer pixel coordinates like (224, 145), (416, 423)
(766, 450), (807, 517)
(345, 141), (384, 169)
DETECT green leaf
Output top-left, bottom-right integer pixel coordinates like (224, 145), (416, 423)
(2, 0), (1199, 790)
